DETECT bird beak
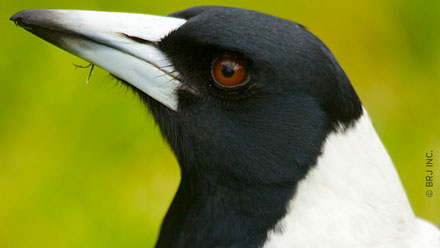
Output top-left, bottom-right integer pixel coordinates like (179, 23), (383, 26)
(10, 9), (186, 111)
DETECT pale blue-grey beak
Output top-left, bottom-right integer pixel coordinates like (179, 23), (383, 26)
(11, 9), (187, 110)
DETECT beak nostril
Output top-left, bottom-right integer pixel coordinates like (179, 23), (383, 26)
(121, 33), (158, 46)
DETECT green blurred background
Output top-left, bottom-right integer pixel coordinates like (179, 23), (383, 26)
(1, 0), (439, 247)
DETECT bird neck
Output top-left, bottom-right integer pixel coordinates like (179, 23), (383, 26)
(156, 109), (416, 248)
(156, 173), (296, 248)
(263, 111), (416, 247)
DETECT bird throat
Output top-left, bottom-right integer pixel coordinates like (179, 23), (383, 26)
(155, 168), (297, 247)
(151, 100), (337, 247)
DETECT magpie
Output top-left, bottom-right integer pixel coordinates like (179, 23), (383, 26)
(10, 6), (440, 248)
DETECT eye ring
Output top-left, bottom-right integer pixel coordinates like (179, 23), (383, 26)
(211, 56), (250, 88)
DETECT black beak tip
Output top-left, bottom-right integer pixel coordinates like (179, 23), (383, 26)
(10, 9), (43, 27)
(11, 10), (27, 20)
(10, 11), (27, 26)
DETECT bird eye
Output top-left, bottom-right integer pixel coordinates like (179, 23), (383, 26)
(212, 57), (248, 87)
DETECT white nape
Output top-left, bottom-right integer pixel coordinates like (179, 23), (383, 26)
(264, 109), (440, 248)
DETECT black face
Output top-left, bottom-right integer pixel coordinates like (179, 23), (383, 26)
(127, 6), (363, 247)
(140, 6), (362, 178)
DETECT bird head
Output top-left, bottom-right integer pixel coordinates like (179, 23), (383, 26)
(11, 6), (362, 184)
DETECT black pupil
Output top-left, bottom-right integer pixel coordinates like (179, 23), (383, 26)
(221, 62), (235, 78)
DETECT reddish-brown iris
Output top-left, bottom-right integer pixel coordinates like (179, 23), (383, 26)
(212, 57), (248, 87)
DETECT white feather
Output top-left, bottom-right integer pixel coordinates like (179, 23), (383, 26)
(263, 109), (440, 248)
